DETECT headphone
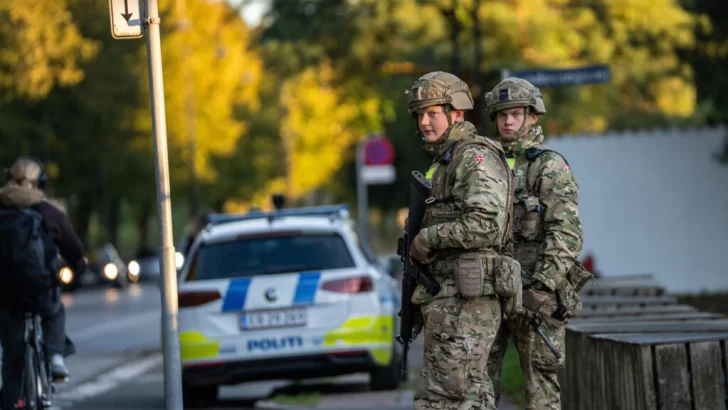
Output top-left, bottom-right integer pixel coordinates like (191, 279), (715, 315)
(5, 156), (48, 189)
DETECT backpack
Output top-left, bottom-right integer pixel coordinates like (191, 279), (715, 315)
(0, 207), (58, 309)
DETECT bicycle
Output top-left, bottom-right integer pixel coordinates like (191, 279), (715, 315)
(15, 312), (55, 410)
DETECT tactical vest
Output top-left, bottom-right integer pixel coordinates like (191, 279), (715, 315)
(512, 144), (569, 273)
(422, 137), (515, 257)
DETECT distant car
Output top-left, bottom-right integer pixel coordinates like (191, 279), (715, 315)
(378, 253), (404, 283)
(59, 243), (130, 291)
(127, 247), (186, 284)
(177, 205), (402, 406)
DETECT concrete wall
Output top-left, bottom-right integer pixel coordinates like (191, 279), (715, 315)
(546, 126), (728, 294)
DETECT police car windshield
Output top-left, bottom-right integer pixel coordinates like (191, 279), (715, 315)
(186, 232), (355, 281)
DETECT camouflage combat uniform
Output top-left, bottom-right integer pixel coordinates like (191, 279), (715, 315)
(406, 72), (519, 410)
(483, 78), (585, 410)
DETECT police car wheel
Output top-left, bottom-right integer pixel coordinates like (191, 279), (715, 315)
(182, 383), (218, 407)
(369, 348), (400, 391)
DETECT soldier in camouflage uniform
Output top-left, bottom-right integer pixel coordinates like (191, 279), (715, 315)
(406, 71), (522, 410)
(484, 78), (585, 410)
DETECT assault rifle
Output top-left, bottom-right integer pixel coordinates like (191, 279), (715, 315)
(395, 170), (441, 381)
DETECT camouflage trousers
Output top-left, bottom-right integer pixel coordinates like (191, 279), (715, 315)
(486, 313), (566, 410)
(414, 295), (501, 410)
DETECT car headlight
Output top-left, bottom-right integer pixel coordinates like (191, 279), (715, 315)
(104, 263), (119, 280)
(128, 260), (140, 276)
(59, 267), (74, 284)
(175, 252), (184, 270)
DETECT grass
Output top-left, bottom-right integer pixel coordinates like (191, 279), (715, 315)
(500, 343), (527, 409)
(271, 392), (322, 407)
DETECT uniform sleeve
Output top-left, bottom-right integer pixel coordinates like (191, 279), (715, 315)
(531, 152), (584, 291)
(423, 147), (509, 250)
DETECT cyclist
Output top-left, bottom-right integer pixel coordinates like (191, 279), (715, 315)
(0, 156), (86, 409)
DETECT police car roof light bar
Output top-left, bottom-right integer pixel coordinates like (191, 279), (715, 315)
(206, 205), (351, 227)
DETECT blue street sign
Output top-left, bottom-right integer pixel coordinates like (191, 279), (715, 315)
(503, 64), (611, 87)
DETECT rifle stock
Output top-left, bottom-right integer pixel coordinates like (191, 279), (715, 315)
(395, 170), (441, 381)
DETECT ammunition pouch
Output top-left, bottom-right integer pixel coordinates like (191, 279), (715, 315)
(453, 252), (522, 301)
(550, 261), (592, 320)
(514, 196), (544, 241)
(565, 260), (594, 292)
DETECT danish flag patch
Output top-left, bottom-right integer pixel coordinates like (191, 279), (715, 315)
(474, 155), (484, 163)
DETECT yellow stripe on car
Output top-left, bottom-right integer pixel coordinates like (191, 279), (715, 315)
(179, 331), (220, 361)
(324, 316), (394, 365)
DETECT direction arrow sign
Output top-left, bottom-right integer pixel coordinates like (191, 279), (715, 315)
(502, 64), (611, 87)
(109, 0), (143, 39)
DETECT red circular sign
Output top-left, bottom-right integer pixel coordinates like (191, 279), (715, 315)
(364, 137), (395, 165)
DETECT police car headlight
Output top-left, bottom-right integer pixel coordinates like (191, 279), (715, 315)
(128, 260), (140, 276)
(175, 252), (184, 270)
(103, 263), (119, 280)
(59, 267), (73, 285)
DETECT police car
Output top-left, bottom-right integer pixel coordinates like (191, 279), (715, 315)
(177, 205), (402, 404)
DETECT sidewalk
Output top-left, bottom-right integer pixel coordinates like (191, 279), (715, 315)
(255, 336), (518, 410)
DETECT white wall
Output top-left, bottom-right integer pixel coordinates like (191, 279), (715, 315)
(546, 126), (728, 294)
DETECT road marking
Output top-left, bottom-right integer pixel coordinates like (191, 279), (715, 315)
(71, 310), (158, 342)
(56, 353), (163, 402)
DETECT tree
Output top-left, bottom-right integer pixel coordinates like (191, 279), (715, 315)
(0, 0), (99, 101)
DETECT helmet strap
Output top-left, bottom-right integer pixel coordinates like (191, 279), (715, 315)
(514, 106), (533, 137)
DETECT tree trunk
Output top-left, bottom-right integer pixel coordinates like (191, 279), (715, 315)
(444, 1), (461, 74)
(72, 194), (95, 249)
(105, 197), (121, 247)
(135, 199), (153, 254)
(471, 0), (486, 133)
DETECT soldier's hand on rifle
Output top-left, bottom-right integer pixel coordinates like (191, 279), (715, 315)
(410, 230), (435, 264)
(412, 311), (424, 340)
(518, 283), (555, 329)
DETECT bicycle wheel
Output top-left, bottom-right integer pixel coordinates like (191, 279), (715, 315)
(21, 345), (40, 410)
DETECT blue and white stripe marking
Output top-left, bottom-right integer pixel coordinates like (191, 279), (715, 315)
(221, 272), (321, 312)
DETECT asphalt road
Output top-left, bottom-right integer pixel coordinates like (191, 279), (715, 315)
(0, 282), (420, 410)
(1, 282), (514, 410)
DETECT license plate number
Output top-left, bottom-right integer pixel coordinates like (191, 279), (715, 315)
(240, 308), (306, 330)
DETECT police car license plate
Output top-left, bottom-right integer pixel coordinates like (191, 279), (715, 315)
(240, 308), (307, 330)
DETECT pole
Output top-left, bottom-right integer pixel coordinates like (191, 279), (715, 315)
(143, 0), (183, 408)
(356, 139), (369, 245)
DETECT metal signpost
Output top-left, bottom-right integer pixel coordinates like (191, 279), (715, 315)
(356, 134), (396, 244)
(108, 0), (183, 408)
(500, 64), (612, 87)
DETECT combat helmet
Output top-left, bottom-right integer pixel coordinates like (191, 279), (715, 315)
(484, 78), (546, 120)
(407, 71), (474, 114)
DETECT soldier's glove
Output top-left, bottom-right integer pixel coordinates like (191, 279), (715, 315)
(410, 230), (435, 264)
(518, 286), (554, 329)
(412, 311), (424, 341)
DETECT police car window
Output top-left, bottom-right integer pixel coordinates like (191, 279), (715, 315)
(186, 232), (355, 281)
